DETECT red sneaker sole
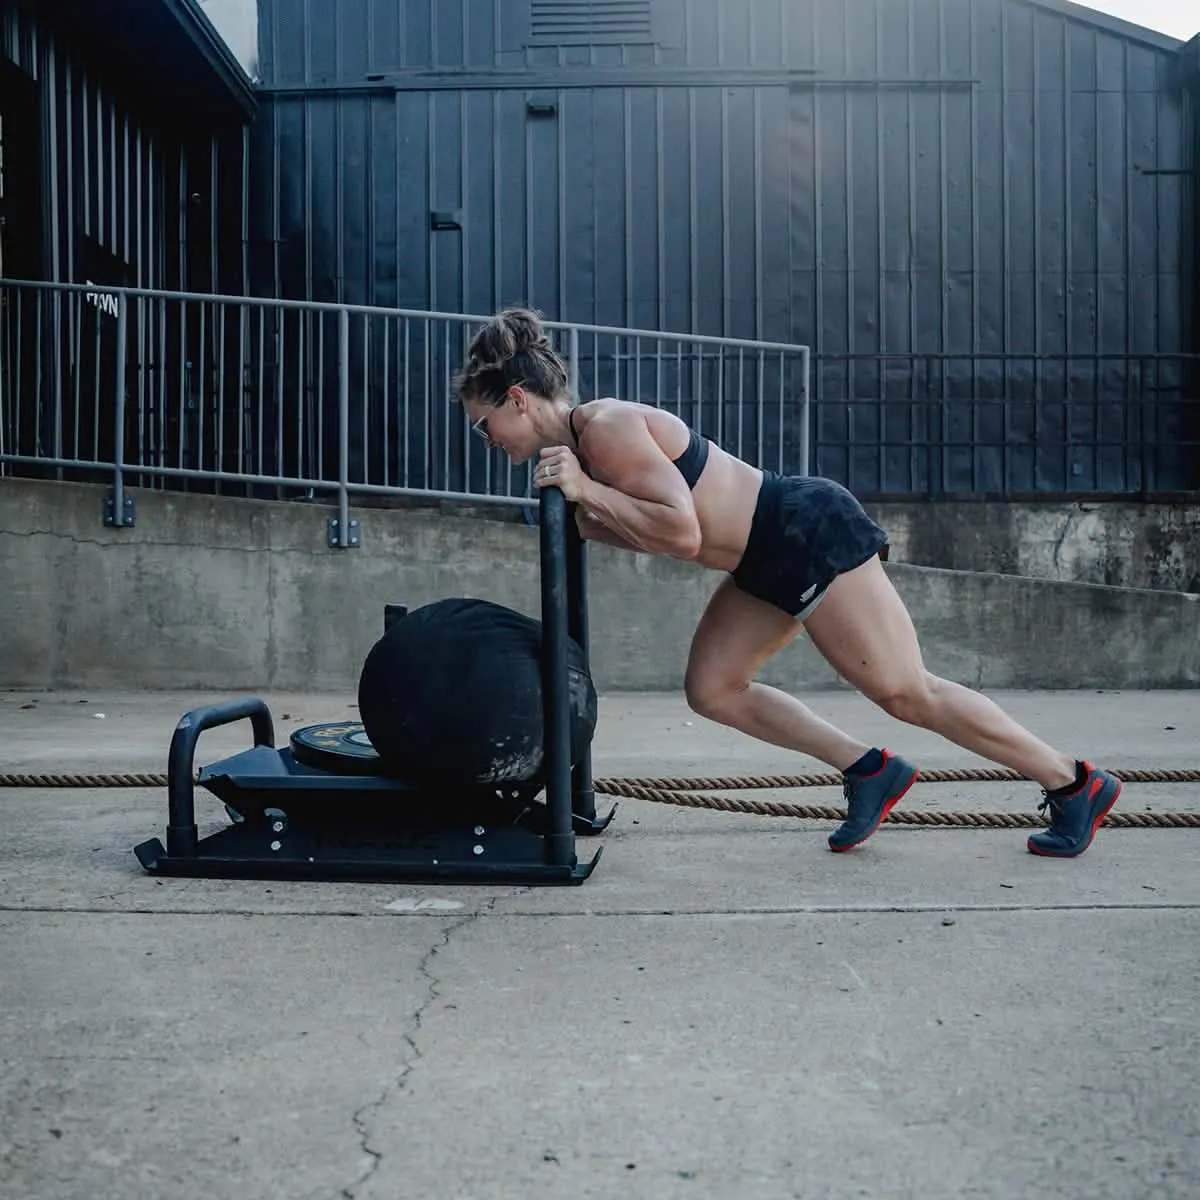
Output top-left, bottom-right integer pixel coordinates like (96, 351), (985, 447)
(829, 769), (920, 853)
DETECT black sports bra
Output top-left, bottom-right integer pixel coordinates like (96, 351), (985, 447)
(670, 425), (710, 490)
(568, 408), (710, 490)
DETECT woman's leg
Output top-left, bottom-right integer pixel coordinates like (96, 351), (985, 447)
(684, 577), (872, 772)
(802, 556), (1077, 790)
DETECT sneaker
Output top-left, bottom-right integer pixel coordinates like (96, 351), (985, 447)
(1027, 762), (1121, 858)
(828, 750), (920, 852)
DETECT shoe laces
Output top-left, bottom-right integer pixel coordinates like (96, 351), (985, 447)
(1037, 792), (1064, 822)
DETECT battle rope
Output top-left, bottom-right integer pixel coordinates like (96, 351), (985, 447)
(590, 781), (1200, 828)
(589, 768), (1200, 829)
(2, 767), (1198, 829)
(0, 773), (172, 789)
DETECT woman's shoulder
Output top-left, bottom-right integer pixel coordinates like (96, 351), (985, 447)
(576, 401), (694, 467)
(573, 397), (640, 438)
(580, 398), (686, 430)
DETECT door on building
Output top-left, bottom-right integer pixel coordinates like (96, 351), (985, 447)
(0, 56), (41, 281)
(0, 56), (44, 467)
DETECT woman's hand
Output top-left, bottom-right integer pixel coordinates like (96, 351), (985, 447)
(533, 446), (587, 503)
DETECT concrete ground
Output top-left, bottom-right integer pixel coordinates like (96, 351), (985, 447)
(1, 686), (1198, 1200)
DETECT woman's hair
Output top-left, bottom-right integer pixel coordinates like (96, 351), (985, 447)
(454, 308), (570, 407)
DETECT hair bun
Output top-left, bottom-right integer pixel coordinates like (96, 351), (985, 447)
(491, 308), (547, 359)
(456, 306), (567, 405)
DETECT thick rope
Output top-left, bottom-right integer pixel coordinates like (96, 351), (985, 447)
(599, 767), (1200, 789)
(1, 767), (1197, 830)
(0, 772), (173, 789)
(590, 781), (1200, 828)
(5, 767), (1198, 791)
(587, 768), (1200, 829)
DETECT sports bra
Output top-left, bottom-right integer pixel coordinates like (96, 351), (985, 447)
(568, 408), (710, 490)
(670, 425), (710, 490)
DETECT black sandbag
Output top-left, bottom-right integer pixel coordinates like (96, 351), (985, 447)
(357, 597), (597, 786)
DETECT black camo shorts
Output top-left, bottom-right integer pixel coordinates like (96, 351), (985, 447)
(730, 473), (890, 618)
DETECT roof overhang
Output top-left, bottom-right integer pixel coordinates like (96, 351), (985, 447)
(44, 0), (256, 127)
(1021, 0), (1187, 53)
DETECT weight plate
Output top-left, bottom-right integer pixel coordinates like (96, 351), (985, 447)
(290, 721), (385, 775)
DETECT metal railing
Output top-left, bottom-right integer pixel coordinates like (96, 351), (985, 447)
(0, 280), (811, 540)
(814, 352), (1200, 497)
(2, 279), (1196, 520)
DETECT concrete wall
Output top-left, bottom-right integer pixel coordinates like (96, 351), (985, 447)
(2, 478), (1199, 693)
(866, 500), (1200, 593)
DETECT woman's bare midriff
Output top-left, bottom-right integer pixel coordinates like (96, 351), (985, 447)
(687, 449), (763, 572)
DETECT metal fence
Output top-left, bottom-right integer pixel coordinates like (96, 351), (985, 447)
(1, 281), (1197, 533)
(0, 280), (810, 541)
(813, 353), (1200, 497)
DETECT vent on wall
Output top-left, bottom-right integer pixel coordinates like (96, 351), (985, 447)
(529, 0), (653, 46)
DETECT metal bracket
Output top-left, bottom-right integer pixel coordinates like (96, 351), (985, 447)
(103, 493), (136, 527)
(327, 517), (360, 549)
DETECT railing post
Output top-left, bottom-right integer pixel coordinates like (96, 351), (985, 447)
(568, 326), (580, 399)
(328, 306), (359, 549)
(103, 290), (135, 527)
(800, 345), (811, 477)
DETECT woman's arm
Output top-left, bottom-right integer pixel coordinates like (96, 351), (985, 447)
(575, 506), (647, 553)
(570, 410), (702, 559)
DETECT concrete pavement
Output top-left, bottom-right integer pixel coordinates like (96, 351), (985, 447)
(1, 687), (1198, 1199)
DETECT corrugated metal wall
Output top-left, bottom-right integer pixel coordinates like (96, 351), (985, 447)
(1187, 38), (1200, 357)
(0, 1), (248, 294)
(0, 0), (251, 484)
(249, 0), (1198, 494)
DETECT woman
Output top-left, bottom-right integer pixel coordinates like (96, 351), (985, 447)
(455, 309), (1120, 857)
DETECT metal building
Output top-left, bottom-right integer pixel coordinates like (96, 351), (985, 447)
(0, 0), (254, 290)
(249, 0), (1198, 496)
(0, 0), (255, 488)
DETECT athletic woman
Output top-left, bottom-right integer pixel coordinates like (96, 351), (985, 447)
(455, 309), (1120, 857)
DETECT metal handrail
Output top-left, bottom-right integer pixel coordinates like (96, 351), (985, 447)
(0, 279), (808, 352)
(0, 280), (813, 537)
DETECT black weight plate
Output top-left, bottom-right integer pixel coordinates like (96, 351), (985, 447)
(290, 721), (385, 776)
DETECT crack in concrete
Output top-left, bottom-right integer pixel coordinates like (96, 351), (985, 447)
(1050, 512), (1076, 579)
(336, 903), (494, 1200)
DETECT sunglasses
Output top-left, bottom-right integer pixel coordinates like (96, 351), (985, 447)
(469, 383), (524, 445)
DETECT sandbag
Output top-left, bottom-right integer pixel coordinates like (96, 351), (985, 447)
(357, 597), (597, 786)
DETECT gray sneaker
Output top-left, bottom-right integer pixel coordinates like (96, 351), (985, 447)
(828, 751), (919, 852)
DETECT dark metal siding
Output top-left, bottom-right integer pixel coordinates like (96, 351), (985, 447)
(1186, 38), (1200, 356)
(0, 0), (249, 294)
(0, 0), (252, 490)
(250, 0), (1197, 494)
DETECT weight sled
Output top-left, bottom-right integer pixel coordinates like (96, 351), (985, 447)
(133, 486), (614, 886)
(133, 696), (604, 884)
